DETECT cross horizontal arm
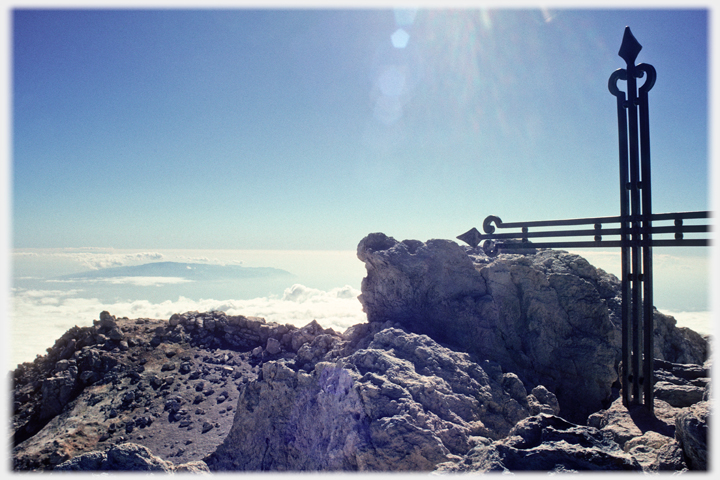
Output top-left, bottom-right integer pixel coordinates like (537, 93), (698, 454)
(495, 238), (709, 250)
(457, 210), (712, 252)
(481, 210), (710, 232)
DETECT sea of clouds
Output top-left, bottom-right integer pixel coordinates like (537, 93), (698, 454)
(8, 248), (370, 368)
(6, 247), (713, 370)
(9, 283), (367, 368)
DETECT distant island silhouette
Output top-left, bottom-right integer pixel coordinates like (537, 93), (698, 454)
(56, 262), (295, 282)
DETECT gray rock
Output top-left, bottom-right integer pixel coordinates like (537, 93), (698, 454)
(175, 460), (211, 473)
(266, 337), (282, 355)
(290, 319), (327, 352)
(55, 359), (70, 372)
(205, 327), (557, 471)
(54, 451), (106, 470)
(593, 397), (676, 448)
(97, 311), (117, 330)
(622, 430), (687, 471)
(652, 311), (709, 365)
(653, 439), (687, 471)
(55, 443), (173, 471)
(356, 233), (708, 423)
(654, 381), (705, 408)
(107, 326), (124, 341)
(40, 370), (77, 420)
(675, 401), (709, 470)
(527, 385), (561, 416)
(357, 234), (620, 422)
(13, 233), (711, 474)
(436, 414), (641, 472)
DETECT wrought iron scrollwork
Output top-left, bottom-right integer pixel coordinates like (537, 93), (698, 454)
(482, 215), (503, 234)
(637, 63), (656, 93)
(481, 240), (499, 257)
(608, 69), (628, 99)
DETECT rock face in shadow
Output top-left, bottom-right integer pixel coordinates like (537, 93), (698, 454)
(436, 414), (643, 472)
(440, 363), (712, 474)
(357, 233), (708, 423)
(675, 401), (709, 470)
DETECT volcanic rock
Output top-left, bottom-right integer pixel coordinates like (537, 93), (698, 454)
(436, 413), (642, 472)
(205, 326), (560, 471)
(675, 401), (710, 470)
(11, 310), (331, 470)
(54, 442), (210, 472)
(357, 233), (708, 422)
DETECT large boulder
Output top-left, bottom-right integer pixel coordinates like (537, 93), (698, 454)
(55, 443), (174, 471)
(357, 233), (709, 423)
(205, 327), (559, 471)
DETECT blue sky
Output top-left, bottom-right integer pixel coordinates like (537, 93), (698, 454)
(9, 6), (712, 252)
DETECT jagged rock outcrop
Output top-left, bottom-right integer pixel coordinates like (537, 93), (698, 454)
(205, 326), (560, 471)
(653, 359), (710, 408)
(357, 233), (709, 422)
(439, 362), (712, 474)
(436, 413), (643, 472)
(675, 401), (710, 470)
(12, 310), (339, 470)
(13, 308), (710, 473)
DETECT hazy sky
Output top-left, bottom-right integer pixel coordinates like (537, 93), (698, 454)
(10, 6), (711, 251)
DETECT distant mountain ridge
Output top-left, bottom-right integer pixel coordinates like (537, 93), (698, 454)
(57, 261), (294, 281)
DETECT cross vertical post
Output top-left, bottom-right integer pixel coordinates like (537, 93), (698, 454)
(610, 26), (657, 412)
(608, 57), (631, 408)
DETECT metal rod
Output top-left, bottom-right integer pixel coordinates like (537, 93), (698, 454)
(639, 62), (657, 412)
(488, 239), (709, 250)
(466, 224), (708, 241)
(478, 211), (709, 232)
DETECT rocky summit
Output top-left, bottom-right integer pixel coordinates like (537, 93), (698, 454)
(10, 234), (711, 472)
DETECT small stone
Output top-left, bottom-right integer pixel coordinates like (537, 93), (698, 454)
(266, 338), (282, 355)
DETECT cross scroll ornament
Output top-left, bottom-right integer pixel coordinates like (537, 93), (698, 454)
(457, 27), (712, 413)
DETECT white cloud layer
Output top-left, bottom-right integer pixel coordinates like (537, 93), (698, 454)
(29, 251), (166, 270)
(7, 284), (366, 368)
(13, 249), (245, 271)
(48, 276), (193, 287)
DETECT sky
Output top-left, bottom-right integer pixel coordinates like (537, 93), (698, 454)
(8, 5), (712, 252)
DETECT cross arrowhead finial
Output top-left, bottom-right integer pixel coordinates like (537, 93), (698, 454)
(457, 228), (481, 248)
(618, 26), (642, 66)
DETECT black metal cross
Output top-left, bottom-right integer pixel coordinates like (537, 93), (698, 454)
(457, 27), (712, 413)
